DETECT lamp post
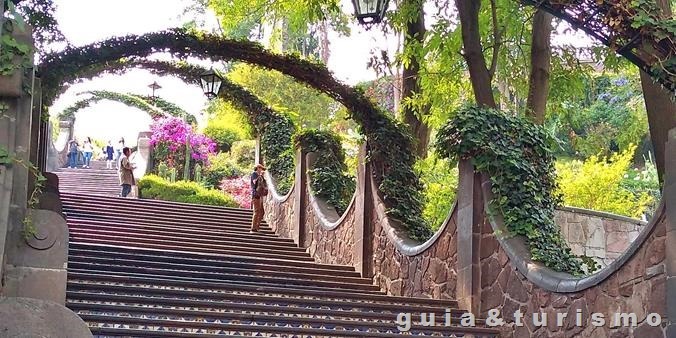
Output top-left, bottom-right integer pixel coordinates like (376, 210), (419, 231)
(350, 0), (389, 25)
(199, 68), (223, 100)
(148, 81), (161, 101)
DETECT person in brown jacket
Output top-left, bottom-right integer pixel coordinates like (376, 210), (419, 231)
(118, 147), (135, 197)
(250, 164), (267, 232)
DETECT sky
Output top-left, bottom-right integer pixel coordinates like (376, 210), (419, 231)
(50, 0), (593, 145)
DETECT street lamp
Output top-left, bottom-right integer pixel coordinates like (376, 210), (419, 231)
(148, 81), (161, 99)
(351, 0), (389, 25)
(199, 68), (223, 100)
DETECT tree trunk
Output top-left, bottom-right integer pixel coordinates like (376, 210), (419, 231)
(455, 0), (497, 108)
(401, 0), (431, 158)
(640, 0), (675, 185)
(319, 21), (330, 64)
(525, 9), (553, 124)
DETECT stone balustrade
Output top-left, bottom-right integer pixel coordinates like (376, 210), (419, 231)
(260, 139), (674, 338)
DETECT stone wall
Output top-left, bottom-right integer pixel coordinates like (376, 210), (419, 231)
(480, 212), (667, 337)
(302, 191), (356, 267)
(262, 175), (295, 239)
(370, 196), (459, 300)
(555, 208), (647, 269)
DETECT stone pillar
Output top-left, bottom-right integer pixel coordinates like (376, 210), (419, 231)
(353, 144), (373, 277)
(665, 128), (676, 338)
(255, 136), (262, 166)
(293, 149), (307, 247)
(456, 159), (481, 315)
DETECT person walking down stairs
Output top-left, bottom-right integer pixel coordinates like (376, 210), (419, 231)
(250, 164), (267, 232)
(105, 141), (115, 169)
(67, 139), (79, 169)
(118, 147), (135, 198)
(82, 138), (94, 168)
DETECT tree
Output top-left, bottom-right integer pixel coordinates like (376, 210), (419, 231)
(525, 9), (553, 124)
(639, 0), (676, 184)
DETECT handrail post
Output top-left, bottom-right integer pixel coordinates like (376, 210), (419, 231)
(293, 148), (307, 247)
(456, 159), (482, 315)
(354, 143), (373, 278)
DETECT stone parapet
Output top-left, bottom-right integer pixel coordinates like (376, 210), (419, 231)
(555, 207), (648, 269)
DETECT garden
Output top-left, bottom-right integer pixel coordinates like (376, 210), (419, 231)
(12, 0), (668, 275)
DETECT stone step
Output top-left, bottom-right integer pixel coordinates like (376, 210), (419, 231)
(66, 291), (468, 322)
(61, 192), (255, 216)
(68, 303), (486, 336)
(81, 315), (498, 337)
(68, 271), (458, 313)
(69, 246), (359, 277)
(62, 206), (263, 230)
(69, 243), (355, 272)
(67, 255), (375, 288)
(67, 226), (305, 255)
(68, 234), (314, 262)
(67, 217), (294, 245)
(67, 268), (380, 295)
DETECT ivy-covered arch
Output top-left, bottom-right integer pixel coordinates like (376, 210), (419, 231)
(58, 58), (297, 194)
(39, 28), (431, 240)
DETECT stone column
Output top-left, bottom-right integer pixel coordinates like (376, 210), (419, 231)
(353, 144), (373, 277)
(665, 128), (676, 338)
(293, 149), (307, 247)
(254, 136), (262, 166)
(456, 159), (481, 315)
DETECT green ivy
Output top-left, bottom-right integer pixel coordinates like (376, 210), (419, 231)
(294, 130), (355, 215)
(0, 12), (32, 76)
(258, 112), (295, 195)
(435, 106), (586, 275)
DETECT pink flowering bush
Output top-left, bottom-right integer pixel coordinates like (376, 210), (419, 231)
(220, 176), (251, 209)
(150, 117), (217, 177)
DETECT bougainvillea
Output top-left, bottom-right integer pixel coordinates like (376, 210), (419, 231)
(220, 176), (251, 209)
(150, 116), (216, 174)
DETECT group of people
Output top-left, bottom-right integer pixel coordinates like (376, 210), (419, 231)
(67, 137), (126, 169)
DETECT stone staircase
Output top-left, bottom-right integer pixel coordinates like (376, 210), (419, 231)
(57, 171), (500, 336)
(56, 160), (121, 197)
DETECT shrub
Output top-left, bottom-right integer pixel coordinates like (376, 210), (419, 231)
(230, 140), (256, 171)
(294, 130), (355, 215)
(556, 145), (656, 219)
(221, 176), (251, 209)
(203, 123), (241, 152)
(203, 153), (245, 188)
(138, 174), (238, 207)
(415, 155), (458, 231)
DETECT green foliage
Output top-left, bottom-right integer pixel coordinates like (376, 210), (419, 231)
(436, 106), (585, 275)
(138, 174), (238, 207)
(415, 155), (459, 231)
(294, 129), (355, 215)
(259, 114), (295, 195)
(229, 140), (256, 170)
(205, 98), (253, 139)
(203, 123), (241, 152)
(203, 152), (245, 188)
(229, 64), (340, 130)
(0, 19), (32, 76)
(157, 162), (169, 180)
(169, 167), (177, 183)
(353, 107), (433, 241)
(621, 152), (661, 219)
(556, 145), (656, 219)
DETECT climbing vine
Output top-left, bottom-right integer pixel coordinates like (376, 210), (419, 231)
(56, 90), (187, 122)
(294, 129), (355, 215)
(435, 106), (590, 275)
(39, 29), (431, 240)
(0, 4), (32, 77)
